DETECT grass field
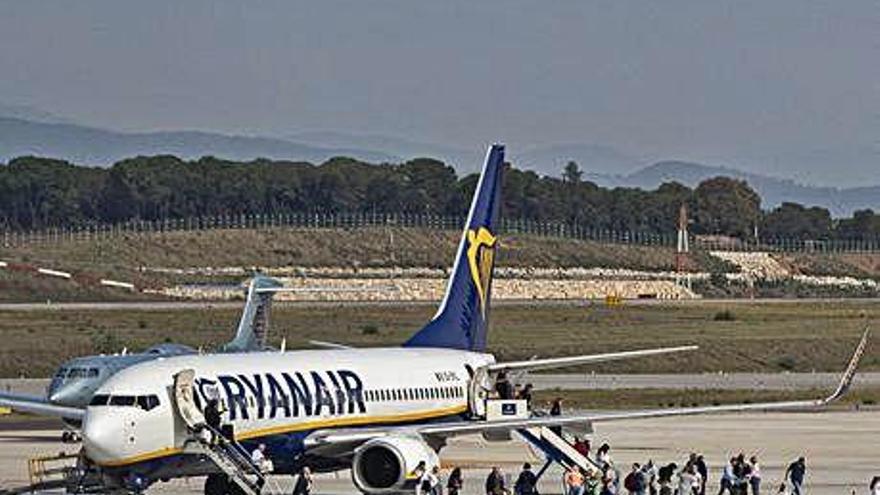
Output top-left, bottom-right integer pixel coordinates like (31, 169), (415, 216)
(0, 300), (876, 378)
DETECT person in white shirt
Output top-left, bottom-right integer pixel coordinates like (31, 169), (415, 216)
(250, 443), (273, 474)
(870, 476), (880, 495)
(678, 465), (697, 495)
(419, 465), (441, 495)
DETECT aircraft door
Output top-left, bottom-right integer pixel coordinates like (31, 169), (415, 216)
(173, 369), (205, 430)
(468, 367), (491, 418)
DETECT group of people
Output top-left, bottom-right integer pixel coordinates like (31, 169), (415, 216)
(414, 463), (541, 495)
(494, 372), (534, 404)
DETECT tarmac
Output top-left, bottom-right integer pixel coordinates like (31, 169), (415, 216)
(1, 409), (877, 495)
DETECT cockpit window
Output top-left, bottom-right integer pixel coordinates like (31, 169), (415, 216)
(54, 368), (68, 379)
(136, 395), (160, 411)
(88, 368), (99, 377)
(109, 395), (136, 406)
(89, 394), (110, 406)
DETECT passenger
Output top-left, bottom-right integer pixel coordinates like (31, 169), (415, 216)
(251, 444), (273, 471)
(574, 437), (591, 458)
(719, 458), (736, 495)
(733, 455), (748, 495)
(419, 466), (441, 495)
(870, 476), (880, 495)
(291, 466), (313, 495)
(565, 466), (586, 495)
(447, 467), (464, 495)
(514, 462), (539, 495)
(602, 463), (618, 495)
(204, 398), (222, 440)
(747, 456), (761, 495)
(694, 456), (708, 495)
(784, 457), (806, 495)
(549, 397), (564, 435)
(641, 461), (658, 495)
(596, 444), (612, 467)
(657, 463), (677, 495)
(486, 466), (507, 495)
(414, 461), (428, 495)
(585, 468), (603, 495)
(495, 372), (515, 399)
(518, 383), (534, 406)
(624, 463), (646, 495)
(677, 464), (697, 495)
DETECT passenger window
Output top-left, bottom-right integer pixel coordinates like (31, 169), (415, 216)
(137, 395), (160, 411)
(109, 395), (135, 407)
(89, 394), (109, 406)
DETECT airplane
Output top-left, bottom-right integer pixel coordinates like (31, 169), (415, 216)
(0, 274), (285, 429)
(79, 144), (869, 495)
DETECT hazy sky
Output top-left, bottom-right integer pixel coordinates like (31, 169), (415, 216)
(1, 1), (877, 185)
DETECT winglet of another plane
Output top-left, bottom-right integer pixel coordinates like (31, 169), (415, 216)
(819, 326), (870, 405)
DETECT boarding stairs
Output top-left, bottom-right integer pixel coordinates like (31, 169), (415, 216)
(516, 426), (602, 479)
(182, 426), (281, 495)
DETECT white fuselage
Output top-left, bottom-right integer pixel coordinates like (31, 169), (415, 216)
(82, 347), (493, 475)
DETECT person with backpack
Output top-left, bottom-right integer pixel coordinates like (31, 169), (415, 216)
(514, 463), (539, 495)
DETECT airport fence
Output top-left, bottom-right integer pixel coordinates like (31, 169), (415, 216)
(3, 212), (880, 254)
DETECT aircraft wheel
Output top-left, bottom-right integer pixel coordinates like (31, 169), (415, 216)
(204, 474), (229, 495)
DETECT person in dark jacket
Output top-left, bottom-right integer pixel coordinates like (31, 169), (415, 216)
(694, 455), (708, 495)
(447, 467), (464, 495)
(486, 467), (507, 495)
(515, 463), (538, 495)
(292, 466), (313, 495)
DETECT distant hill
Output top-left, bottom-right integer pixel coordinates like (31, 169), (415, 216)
(513, 143), (645, 177)
(0, 117), (398, 166)
(589, 161), (880, 217)
(289, 131), (478, 171)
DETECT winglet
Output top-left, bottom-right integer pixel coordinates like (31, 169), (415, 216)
(819, 327), (870, 405)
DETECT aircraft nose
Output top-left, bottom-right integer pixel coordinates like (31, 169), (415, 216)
(82, 410), (121, 464)
(48, 383), (80, 407)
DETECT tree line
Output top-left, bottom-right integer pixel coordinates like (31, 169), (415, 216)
(1, 155), (879, 241)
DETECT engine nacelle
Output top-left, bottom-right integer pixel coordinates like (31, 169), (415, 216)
(351, 435), (439, 494)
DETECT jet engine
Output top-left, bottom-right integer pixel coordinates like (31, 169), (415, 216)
(351, 435), (439, 493)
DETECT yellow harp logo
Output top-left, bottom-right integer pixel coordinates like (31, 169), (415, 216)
(466, 227), (497, 315)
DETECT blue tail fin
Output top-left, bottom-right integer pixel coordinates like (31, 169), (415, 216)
(404, 144), (505, 351)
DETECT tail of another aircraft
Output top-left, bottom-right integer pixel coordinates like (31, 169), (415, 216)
(223, 274), (283, 352)
(404, 144), (505, 352)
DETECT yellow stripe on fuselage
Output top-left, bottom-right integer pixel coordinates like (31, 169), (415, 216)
(96, 404), (468, 468)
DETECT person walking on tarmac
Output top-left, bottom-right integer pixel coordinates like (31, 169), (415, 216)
(784, 457), (806, 495)
(292, 466), (313, 495)
(514, 463), (539, 495)
(447, 467), (464, 495)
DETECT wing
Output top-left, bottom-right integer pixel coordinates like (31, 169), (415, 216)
(487, 345), (699, 373)
(304, 328), (868, 450)
(0, 392), (85, 420)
